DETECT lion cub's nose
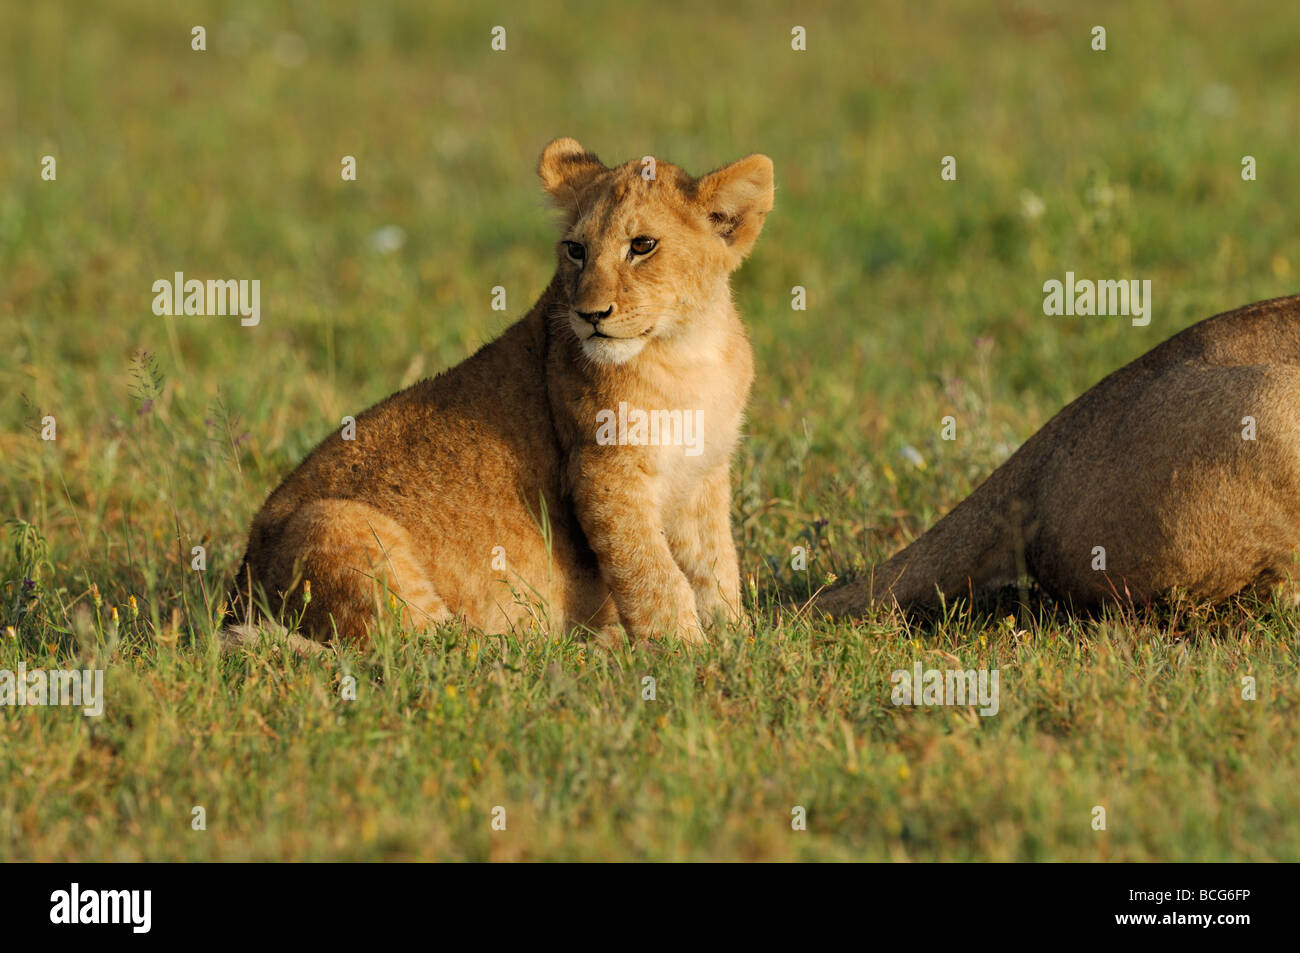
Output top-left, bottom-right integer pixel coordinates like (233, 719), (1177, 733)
(576, 305), (614, 325)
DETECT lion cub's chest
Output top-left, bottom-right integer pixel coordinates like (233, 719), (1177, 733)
(564, 313), (753, 511)
(630, 357), (750, 507)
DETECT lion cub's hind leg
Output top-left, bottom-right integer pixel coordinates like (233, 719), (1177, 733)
(274, 498), (450, 644)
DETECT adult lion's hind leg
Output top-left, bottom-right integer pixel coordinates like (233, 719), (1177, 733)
(248, 498), (451, 646)
(1240, 367), (1300, 611)
(1243, 557), (1300, 609)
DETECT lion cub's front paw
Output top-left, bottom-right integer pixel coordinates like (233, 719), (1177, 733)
(592, 621), (629, 650)
(636, 606), (706, 646)
(673, 614), (708, 646)
(698, 600), (746, 636)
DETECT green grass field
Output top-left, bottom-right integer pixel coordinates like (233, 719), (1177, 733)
(3, 0), (1299, 860)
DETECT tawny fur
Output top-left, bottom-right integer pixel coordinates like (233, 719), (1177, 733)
(815, 294), (1300, 616)
(225, 138), (773, 648)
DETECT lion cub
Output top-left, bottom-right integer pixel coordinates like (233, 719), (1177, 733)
(226, 138), (774, 646)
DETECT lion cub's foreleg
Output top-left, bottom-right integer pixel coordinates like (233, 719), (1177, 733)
(665, 466), (743, 631)
(571, 452), (705, 644)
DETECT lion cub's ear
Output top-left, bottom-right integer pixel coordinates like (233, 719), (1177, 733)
(692, 154), (775, 268)
(538, 137), (607, 212)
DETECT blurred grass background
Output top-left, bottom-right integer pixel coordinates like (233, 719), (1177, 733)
(1, 0), (1297, 860)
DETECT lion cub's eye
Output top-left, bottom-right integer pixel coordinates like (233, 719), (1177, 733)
(629, 237), (657, 256)
(563, 241), (586, 263)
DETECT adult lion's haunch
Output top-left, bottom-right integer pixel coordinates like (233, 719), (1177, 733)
(225, 138), (774, 649)
(816, 295), (1300, 616)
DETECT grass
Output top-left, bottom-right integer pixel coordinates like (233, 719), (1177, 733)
(1, 0), (1298, 860)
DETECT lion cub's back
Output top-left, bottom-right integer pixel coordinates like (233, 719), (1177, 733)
(241, 317), (581, 616)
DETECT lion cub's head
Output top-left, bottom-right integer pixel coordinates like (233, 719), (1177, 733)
(537, 137), (774, 365)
